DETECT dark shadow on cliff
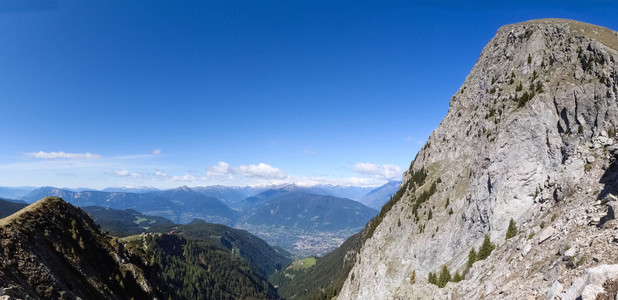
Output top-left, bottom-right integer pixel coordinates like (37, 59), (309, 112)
(598, 148), (618, 200)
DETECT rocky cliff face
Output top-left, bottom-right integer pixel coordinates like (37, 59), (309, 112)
(339, 19), (618, 299)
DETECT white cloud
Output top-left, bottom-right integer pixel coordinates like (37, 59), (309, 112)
(206, 161), (287, 180)
(352, 162), (402, 181)
(114, 169), (144, 178)
(152, 149), (161, 155)
(236, 163), (287, 179)
(206, 162), (233, 177)
(26, 151), (102, 159)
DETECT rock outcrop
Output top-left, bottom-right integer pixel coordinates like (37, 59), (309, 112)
(339, 19), (618, 299)
(0, 197), (161, 299)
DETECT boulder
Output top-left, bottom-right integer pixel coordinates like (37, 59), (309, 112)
(546, 281), (563, 299)
(538, 227), (556, 245)
(564, 264), (618, 300)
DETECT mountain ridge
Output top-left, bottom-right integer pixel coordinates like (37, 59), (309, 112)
(338, 18), (618, 299)
(0, 197), (163, 299)
(0, 197), (282, 299)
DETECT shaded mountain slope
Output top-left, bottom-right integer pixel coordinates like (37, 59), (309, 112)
(81, 206), (175, 236)
(162, 219), (292, 278)
(0, 198), (28, 218)
(125, 233), (280, 300)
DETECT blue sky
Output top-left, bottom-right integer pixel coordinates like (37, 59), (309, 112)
(1, 0), (617, 189)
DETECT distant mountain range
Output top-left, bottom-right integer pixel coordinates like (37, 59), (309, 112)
(11, 183), (393, 256)
(21, 186), (238, 225)
(302, 184), (375, 200)
(191, 185), (263, 207)
(101, 186), (160, 193)
(240, 189), (377, 231)
(234, 187), (377, 256)
(0, 187), (35, 199)
(358, 180), (401, 209)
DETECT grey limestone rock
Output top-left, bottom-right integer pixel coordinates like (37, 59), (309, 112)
(564, 264), (618, 300)
(339, 19), (618, 300)
(538, 227), (556, 244)
(546, 280), (563, 300)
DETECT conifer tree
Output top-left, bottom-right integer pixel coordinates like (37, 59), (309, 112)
(477, 234), (495, 260)
(467, 247), (477, 268)
(505, 218), (517, 240)
(428, 272), (437, 285)
(452, 270), (463, 282)
(437, 265), (451, 288)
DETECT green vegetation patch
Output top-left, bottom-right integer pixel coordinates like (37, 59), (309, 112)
(121, 234), (143, 243)
(288, 257), (316, 271)
(128, 234), (280, 300)
(505, 218), (517, 240)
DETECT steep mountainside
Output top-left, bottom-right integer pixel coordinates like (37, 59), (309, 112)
(339, 19), (618, 299)
(164, 219), (292, 278)
(124, 232), (280, 300)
